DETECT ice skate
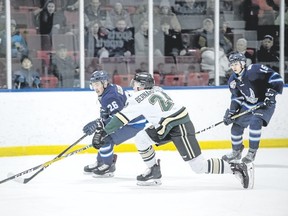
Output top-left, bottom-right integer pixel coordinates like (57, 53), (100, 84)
(137, 159), (162, 186)
(92, 154), (117, 178)
(83, 161), (100, 174)
(222, 145), (244, 163)
(242, 149), (257, 164)
(230, 162), (252, 189)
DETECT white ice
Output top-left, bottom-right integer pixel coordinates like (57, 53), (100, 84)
(0, 148), (288, 216)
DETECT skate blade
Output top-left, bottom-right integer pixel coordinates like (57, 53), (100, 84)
(83, 171), (95, 175)
(92, 172), (114, 178)
(247, 163), (255, 189)
(137, 179), (162, 186)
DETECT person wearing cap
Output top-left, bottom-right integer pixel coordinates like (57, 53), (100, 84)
(0, 19), (29, 58)
(154, 0), (182, 33)
(257, 34), (279, 62)
(49, 43), (79, 88)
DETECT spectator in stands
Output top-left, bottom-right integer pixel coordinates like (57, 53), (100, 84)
(107, 19), (134, 57)
(132, 4), (148, 32)
(154, 62), (167, 85)
(257, 34), (279, 62)
(134, 19), (148, 56)
(0, 19), (29, 59)
(135, 61), (148, 73)
(84, 0), (112, 29)
(257, 34), (280, 72)
(257, 0), (277, 26)
(233, 0), (245, 20)
(12, 56), (41, 89)
(274, 7), (288, 25)
(106, 2), (133, 29)
(0, 0), (5, 32)
(195, 18), (233, 55)
(205, 0), (215, 17)
(173, 0), (205, 15)
(169, 65), (177, 74)
(154, 18), (185, 57)
(240, 0), (260, 30)
(178, 33), (195, 56)
(200, 47), (230, 85)
(50, 44), (79, 88)
(33, 0), (67, 50)
(85, 20), (110, 61)
(221, 21), (233, 35)
(64, 0), (86, 11)
(235, 38), (256, 66)
(154, 0), (182, 33)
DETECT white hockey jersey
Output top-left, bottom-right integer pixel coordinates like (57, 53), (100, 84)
(105, 87), (190, 139)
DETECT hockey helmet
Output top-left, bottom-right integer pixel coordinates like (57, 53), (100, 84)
(90, 70), (109, 83)
(131, 72), (155, 89)
(228, 52), (247, 66)
(89, 70), (109, 91)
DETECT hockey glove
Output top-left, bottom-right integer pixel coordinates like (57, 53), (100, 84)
(83, 118), (104, 135)
(100, 107), (110, 121)
(264, 88), (277, 108)
(92, 129), (107, 149)
(223, 109), (236, 126)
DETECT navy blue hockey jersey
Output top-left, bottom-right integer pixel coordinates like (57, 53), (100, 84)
(228, 64), (284, 111)
(99, 84), (127, 122)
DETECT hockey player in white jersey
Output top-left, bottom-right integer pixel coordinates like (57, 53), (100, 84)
(90, 72), (254, 189)
(82, 70), (161, 185)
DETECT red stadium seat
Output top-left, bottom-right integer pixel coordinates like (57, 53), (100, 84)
(41, 76), (58, 88)
(187, 72), (209, 86)
(163, 74), (185, 86)
(37, 51), (53, 66)
(113, 74), (134, 87)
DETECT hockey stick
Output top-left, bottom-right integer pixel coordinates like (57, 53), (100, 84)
(0, 134), (89, 184)
(194, 104), (264, 135)
(19, 134), (88, 184)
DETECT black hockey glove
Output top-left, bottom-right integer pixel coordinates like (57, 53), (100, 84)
(83, 118), (104, 135)
(223, 109), (236, 126)
(264, 88), (277, 108)
(92, 129), (107, 149)
(100, 107), (110, 121)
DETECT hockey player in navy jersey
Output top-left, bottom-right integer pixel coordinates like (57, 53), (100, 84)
(222, 52), (284, 164)
(83, 70), (161, 184)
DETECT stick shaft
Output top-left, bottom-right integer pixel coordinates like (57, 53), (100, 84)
(22, 134), (88, 184)
(195, 104), (263, 135)
(0, 134), (88, 184)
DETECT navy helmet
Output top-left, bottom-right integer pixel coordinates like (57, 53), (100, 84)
(228, 52), (247, 65)
(132, 72), (155, 89)
(90, 70), (109, 83)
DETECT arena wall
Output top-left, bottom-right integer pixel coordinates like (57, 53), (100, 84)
(0, 86), (287, 156)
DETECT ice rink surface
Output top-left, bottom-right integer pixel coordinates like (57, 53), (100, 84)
(0, 148), (288, 216)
